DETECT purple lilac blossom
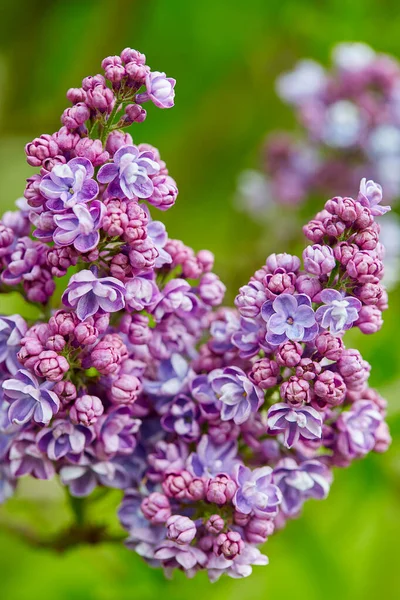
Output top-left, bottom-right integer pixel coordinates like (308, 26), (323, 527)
(40, 157), (98, 212)
(188, 435), (238, 478)
(53, 201), (105, 252)
(262, 294), (318, 345)
(210, 366), (264, 425)
(233, 465), (282, 515)
(0, 315), (27, 374)
(62, 269), (126, 320)
(136, 71), (176, 109)
(97, 145), (160, 199)
(358, 178), (390, 216)
(315, 289), (362, 334)
(2, 369), (60, 425)
(337, 400), (383, 457)
(267, 402), (322, 448)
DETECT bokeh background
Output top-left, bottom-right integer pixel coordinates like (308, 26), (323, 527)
(0, 0), (399, 598)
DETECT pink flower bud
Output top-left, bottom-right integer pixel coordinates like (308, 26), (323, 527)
(110, 374), (142, 404)
(315, 332), (344, 361)
(249, 358), (279, 389)
(199, 273), (226, 306)
(275, 340), (303, 367)
(214, 531), (244, 559)
(355, 305), (383, 334)
(70, 395), (104, 426)
(74, 321), (98, 346)
(33, 350), (69, 382)
(166, 515), (196, 545)
(280, 376), (310, 407)
(61, 103), (90, 130)
(125, 104), (147, 123)
(303, 244), (336, 276)
(206, 474), (237, 505)
(314, 370), (346, 406)
(205, 514), (225, 534)
(141, 492), (171, 524)
(75, 138), (109, 166)
(54, 380), (77, 405)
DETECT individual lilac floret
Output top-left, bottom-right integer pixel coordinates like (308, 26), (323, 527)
(210, 366), (264, 425)
(315, 289), (362, 334)
(267, 402), (322, 448)
(337, 400), (383, 457)
(36, 419), (92, 460)
(59, 457), (128, 497)
(161, 395), (200, 441)
(262, 294), (318, 345)
(144, 354), (191, 399)
(233, 465), (282, 516)
(53, 201), (105, 253)
(273, 458), (332, 516)
(136, 71), (176, 109)
(62, 269), (126, 320)
(9, 432), (55, 480)
(2, 369), (60, 425)
(154, 540), (207, 572)
(0, 315), (27, 374)
(358, 178), (390, 216)
(40, 157), (98, 212)
(188, 434), (238, 478)
(97, 145), (160, 200)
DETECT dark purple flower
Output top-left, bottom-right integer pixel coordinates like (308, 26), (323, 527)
(267, 402), (322, 448)
(262, 294), (318, 345)
(9, 431), (55, 479)
(36, 419), (93, 460)
(97, 145), (160, 200)
(233, 465), (281, 515)
(0, 315), (27, 375)
(136, 71), (176, 109)
(211, 366), (264, 425)
(358, 178), (390, 216)
(315, 288), (361, 334)
(273, 458), (332, 516)
(161, 395), (200, 441)
(188, 434), (238, 478)
(62, 269), (126, 321)
(40, 157), (98, 212)
(53, 201), (105, 253)
(337, 400), (383, 457)
(2, 369), (60, 425)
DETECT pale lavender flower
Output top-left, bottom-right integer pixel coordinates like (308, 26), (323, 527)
(262, 294), (318, 345)
(97, 144), (160, 199)
(337, 400), (383, 457)
(125, 274), (159, 311)
(273, 458), (332, 516)
(147, 220), (172, 268)
(188, 434), (238, 478)
(152, 279), (198, 321)
(59, 455), (128, 496)
(207, 544), (268, 582)
(2, 369), (60, 425)
(233, 465), (282, 515)
(136, 71), (176, 109)
(144, 354), (191, 399)
(36, 419), (92, 460)
(40, 157), (98, 212)
(211, 366), (264, 425)
(315, 288), (362, 334)
(95, 407), (141, 458)
(0, 315), (27, 374)
(53, 201), (105, 252)
(267, 402), (322, 448)
(9, 431), (55, 479)
(155, 540), (207, 573)
(358, 177), (390, 216)
(62, 269), (126, 320)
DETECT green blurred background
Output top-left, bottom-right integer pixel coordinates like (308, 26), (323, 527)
(0, 0), (399, 598)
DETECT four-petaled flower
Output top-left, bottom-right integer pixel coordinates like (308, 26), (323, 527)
(53, 201), (105, 253)
(2, 369), (60, 425)
(233, 465), (282, 515)
(267, 402), (322, 448)
(211, 366), (264, 425)
(262, 293), (318, 345)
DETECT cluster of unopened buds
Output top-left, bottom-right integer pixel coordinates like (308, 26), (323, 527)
(237, 42), (400, 213)
(0, 47), (391, 582)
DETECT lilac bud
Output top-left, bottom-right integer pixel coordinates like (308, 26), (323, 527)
(104, 64), (126, 85)
(187, 477), (206, 501)
(86, 85), (115, 113)
(325, 196), (358, 223)
(47, 246), (78, 277)
(264, 270), (296, 300)
(206, 474), (237, 505)
(61, 103), (90, 130)
(46, 334), (66, 352)
(66, 87), (87, 104)
(54, 380), (77, 405)
(275, 340), (303, 367)
(101, 55), (122, 69)
(24, 174), (44, 208)
(120, 313), (150, 345)
(33, 350), (69, 382)
(91, 339), (124, 375)
(233, 511), (251, 527)
(280, 376), (310, 407)
(355, 282), (384, 305)
(166, 515), (196, 545)
(25, 134), (60, 167)
(303, 244), (336, 276)
(82, 74), (105, 91)
(74, 321), (98, 346)
(120, 48), (146, 65)
(323, 215), (346, 238)
(70, 395), (104, 426)
(315, 332), (344, 361)
(334, 242), (359, 266)
(208, 421), (240, 445)
(374, 421), (391, 453)
(249, 358), (279, 389)
(196, 249), (214, 273)
(355, 305), (383, 334)
(235, 280), (267, 318)
(129, 238), (158, 272)
(347, 251), (383, 283)
(124, 104), (147, 123)
(295, 358), (322, 381)
(266, 253), (301, 273)
(75, 138), (109, 166)
(0, 224), (15, 257)
(205, 514), (225, 534)
(141, 492), (171, 524)
(109, 374), (142, 404)
(49, 310), (78, 337)
(245, 516), (275, 544)
(214, 531), (244, 559)
(105, 130), (133, 155)
(162, 470), (193, 499)
(125, 62), (149, 86)
(354, 226), (379, 250)
(303, 219), (326, 243)
(314, 370), (346, 406)
(198, 273), (226, 306)
(295, 273), (322, 299)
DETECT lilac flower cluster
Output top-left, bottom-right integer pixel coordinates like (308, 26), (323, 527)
(237, 43), (400, 212)
(0, 47), (391, 583)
